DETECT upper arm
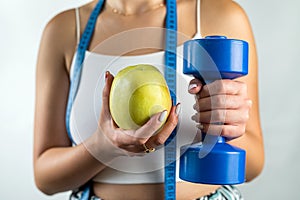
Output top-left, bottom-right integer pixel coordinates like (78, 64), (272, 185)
(34, 11), (76, 162)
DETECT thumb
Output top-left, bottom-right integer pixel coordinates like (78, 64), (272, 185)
(188, 78), (204, 94)
(134, 110), (168, 139)
(101, 71), (114, 119)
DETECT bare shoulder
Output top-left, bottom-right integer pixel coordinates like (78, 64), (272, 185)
(40, 9), (77, 56)
(39, 1), (96, 71)
(43, 0), (96, 40)
(202, 0), (253, 40)
(207, 0), (247, 15)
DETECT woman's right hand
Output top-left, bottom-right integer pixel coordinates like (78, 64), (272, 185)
(85, 71), (180, 162)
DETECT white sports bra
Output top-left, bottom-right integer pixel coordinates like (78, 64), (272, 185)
(69, 0), (202, 184)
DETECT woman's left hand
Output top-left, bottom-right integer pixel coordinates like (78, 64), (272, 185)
(188, 78), (252, 140)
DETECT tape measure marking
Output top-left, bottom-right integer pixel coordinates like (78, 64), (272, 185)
(164, 0), (178, 200)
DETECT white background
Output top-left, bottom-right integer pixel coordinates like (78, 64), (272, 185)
(1, 0), (300, 199)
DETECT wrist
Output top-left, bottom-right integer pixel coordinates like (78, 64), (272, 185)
(83, 130), (121, 164)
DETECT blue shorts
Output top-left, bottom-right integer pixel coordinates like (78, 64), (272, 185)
(69, 185), (243, 200)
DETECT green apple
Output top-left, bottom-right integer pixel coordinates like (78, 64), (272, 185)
(109, 64), (172, 130)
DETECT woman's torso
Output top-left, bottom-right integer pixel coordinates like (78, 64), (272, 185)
(66, 0), (221, 199)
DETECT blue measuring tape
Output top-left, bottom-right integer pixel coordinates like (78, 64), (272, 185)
(65, 0), (104, 144)
(65, 1), (104, 199)
(65, 0), (178, 199)
(164, 0), (177, 200)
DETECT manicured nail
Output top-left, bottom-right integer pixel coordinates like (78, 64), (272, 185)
(191, 114), (197, 121)
(105, 71), (109, 80)
(196, 123), (204, 130)
(247, 100), (253, 107)
(159, 110), (168, 122)
(175, 103), (181, 116)
(188, 83), (198, 91)
(193, 103), (199, 111)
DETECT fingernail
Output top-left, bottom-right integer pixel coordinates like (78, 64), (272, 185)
(105, 71), (109, 80)
(191, 114), (196, 121)
(159, 110), (168, 122)
(175, 103), (181, 116)
(193, 103), (199, 111)
(248, 100), (253, 106)
(196, 123), (204, 130)
(188, 83), (198, 91)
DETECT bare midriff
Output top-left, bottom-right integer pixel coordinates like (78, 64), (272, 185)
(93, 182), (220, 200)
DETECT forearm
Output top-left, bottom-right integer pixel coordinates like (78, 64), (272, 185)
(229, 129), (264, 182)
(34, 142), (106, 195)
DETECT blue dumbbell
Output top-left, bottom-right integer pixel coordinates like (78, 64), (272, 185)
(179, 36), (248, 184)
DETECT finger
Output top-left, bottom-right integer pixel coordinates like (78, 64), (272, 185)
(118, 144), (145, 154)
(147, 104), (179, 148)
(118, 104), (180, 153)
(117, 137), (157, 154)
(115, 111), (167, 147)
(198, 80), (247, 98)
(191, 109), (249, 124)
(134, 110), (168, 140)
(111, 144), (145, 156)
(188, 78), (204, 94)
(194, 95), (249, 112)
(118, 141), (156, 154)
(101, 71), (114, 120)
(199, 123), (246, 140)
